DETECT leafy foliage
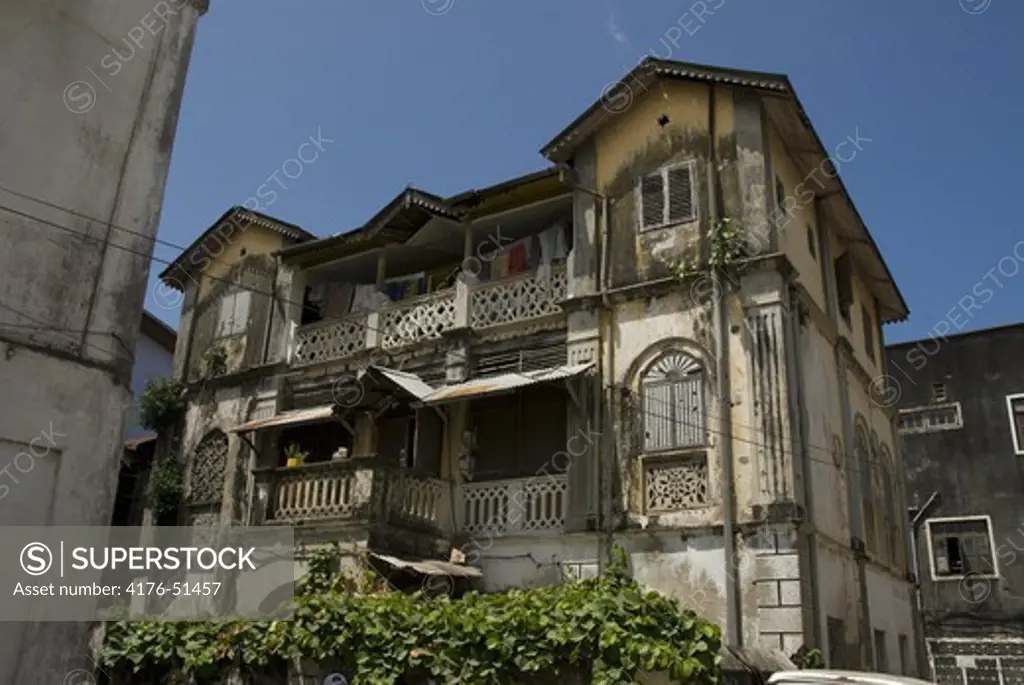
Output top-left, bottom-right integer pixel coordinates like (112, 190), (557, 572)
(201, 344), (227, 378)
(672, 217), (748, 280)
(145, 453), (183, 519)
(138, 377), (185, 433)
(101, 546), (723, 684)
(790, 645), (825, 669)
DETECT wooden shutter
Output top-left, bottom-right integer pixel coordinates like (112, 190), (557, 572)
(640, 172), (665, 229)
(232, 291), (251, 336)
(674, 375), (704, 447)
(216, 294), (234, 337)
(667, 165), (695, 223)
(643, 383), (673, 451)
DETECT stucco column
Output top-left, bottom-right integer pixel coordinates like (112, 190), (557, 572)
(275, 262), (306, 364)
(732, 90), (775, 254)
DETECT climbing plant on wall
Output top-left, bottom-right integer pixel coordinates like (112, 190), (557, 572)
(139, 377), (186, 434)
(101, 546), (724, 684)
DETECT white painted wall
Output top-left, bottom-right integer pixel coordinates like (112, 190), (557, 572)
(124, 328), (176, 440)
(866, 564), (918, 675)
(0, 1), (205, 680)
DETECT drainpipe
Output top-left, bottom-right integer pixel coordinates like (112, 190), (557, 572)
(706, 84), (741, 647)
(598, 194), (615, 570)
(910, 491), (939, 677)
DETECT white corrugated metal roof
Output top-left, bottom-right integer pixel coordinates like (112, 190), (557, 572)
(418, 361), (595, 406)
(370, 552), (482, 578)
(360, 365), (435, 400)
(230, 405), (338, 433)
(768, 671), (935, 685)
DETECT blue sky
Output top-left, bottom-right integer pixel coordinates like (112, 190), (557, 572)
(149, 0), (1023, 344)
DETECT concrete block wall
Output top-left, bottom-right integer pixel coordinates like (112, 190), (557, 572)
(753, 524), (805, 655)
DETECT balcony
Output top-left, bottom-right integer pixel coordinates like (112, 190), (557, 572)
(252, 461), (568, 539)
(292, 265), (567, 367)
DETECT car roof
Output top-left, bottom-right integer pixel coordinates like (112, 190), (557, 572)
(768, 670), (934, 685)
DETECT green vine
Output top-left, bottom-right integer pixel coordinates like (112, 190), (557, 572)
(101, 546), (723, 684)
(145, 453), (183, 519)
(138, 378), (186, 434)
(671, 216), (748, 280)
(790, 645), (825, 669)
(202, 344), (227, 378)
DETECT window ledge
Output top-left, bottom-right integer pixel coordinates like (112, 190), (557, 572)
(639, 447), (708, 463)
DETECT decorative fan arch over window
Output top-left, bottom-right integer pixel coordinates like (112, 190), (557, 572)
(641, 351), (706, 451)
(188, 429), (229, 504)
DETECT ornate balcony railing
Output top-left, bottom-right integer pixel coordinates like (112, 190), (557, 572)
(461, 473), (567, 537)
(292, 314), (368, 367)
(253, 461), (374, 524)
(384, 471), (453, 532)
(290, 265), (568, 366)
(380, 289), (457, 350)
(470, 265), (566, 330)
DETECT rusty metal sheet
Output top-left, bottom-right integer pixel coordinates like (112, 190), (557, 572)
(418, 361), (595, 406)
(229, 405), (337, 433)
(369, 552), (482, 579)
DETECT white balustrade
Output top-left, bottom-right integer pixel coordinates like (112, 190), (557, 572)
(386, 472), (452, 531)
(292, 314), (368, 366)
(380, 289), (458, 349)
(461, 474), (567, 537)
(264, 462), (372, 523)
(470, 265), (567, 329)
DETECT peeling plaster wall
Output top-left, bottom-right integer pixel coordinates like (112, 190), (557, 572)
(0, 1), (205, 681)
(800, 321), (850, 543)
(817, 544), (865, 666)
(866, 564), (918, 673)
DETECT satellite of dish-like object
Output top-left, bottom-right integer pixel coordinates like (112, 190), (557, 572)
(323, 674), (347, 685)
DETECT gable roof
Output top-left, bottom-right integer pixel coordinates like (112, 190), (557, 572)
(539, 57), (909, 323)
(140, 310), (177, 354)
(158, 207), (316, 290)
(278, 169), (566, 267)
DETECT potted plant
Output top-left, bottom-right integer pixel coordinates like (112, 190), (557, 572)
(284, 443), (308, 468)
(332, 446), (349, 461)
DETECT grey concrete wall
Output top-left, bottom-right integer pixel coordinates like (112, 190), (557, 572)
(0, 0), (206, 681)
(888, 325), (1024, 641)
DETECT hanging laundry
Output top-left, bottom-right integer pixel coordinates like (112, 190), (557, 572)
(491, 251), (511, 279)
(350, 284), (378, 312)
(507, 236), (530, 274)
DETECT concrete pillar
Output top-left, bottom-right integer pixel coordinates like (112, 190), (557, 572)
(732, 91), (775, 254)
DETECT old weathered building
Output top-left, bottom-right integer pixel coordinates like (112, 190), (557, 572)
(0, 1), (207, 681)
(888, 323), (1024, 684)
(159, 58), (918, 675)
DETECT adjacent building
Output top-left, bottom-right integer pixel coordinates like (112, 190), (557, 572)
(0, 1), (207, 681)
(888, 323), (1024, 684)
(158, 58), (918, 674)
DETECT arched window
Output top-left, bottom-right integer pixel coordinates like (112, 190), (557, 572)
(855, 421), (875, 551)
(641, 352), (706, 451)
(880, 445), (898, 565)
(188, 430), (229, 504)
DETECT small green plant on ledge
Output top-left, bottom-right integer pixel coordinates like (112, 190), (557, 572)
(671, 216), (750, 280)
(790, 645), (825, 669)
(201, 344), (227, 378)
(139, 378), (186, 434)
(146, 453), (183, 519)
(284, 443), (308, 468)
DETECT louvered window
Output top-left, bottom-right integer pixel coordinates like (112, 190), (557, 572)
(641, 352), (706, 451)
(637, 161), (697, 231)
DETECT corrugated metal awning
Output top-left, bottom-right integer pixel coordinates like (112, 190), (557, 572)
(417, 361), (595, 406)
(359, 365), (435, 400)
(229, 405), (340, 433)
(369, 552), (482, 579)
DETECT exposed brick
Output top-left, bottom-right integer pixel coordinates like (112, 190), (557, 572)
(779, 579), (802, 606)
(757, 581), (780, 607)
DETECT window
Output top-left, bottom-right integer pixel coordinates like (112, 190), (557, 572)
(834, 252), (853, 324)
(898, 634), (909, 675)
(641, 352), (706, 451)
(216, 288), (250, 338)
(862, 305), (875, 361)
(898, 403), (963, 434)
(637, 161), (697, 231)
(927, 516), (997, 579)
(932, 383), (948, 403)
(874, 629), (888, 672)
(806, 224), (817, 260)
(1007, 394), (1024, 454)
